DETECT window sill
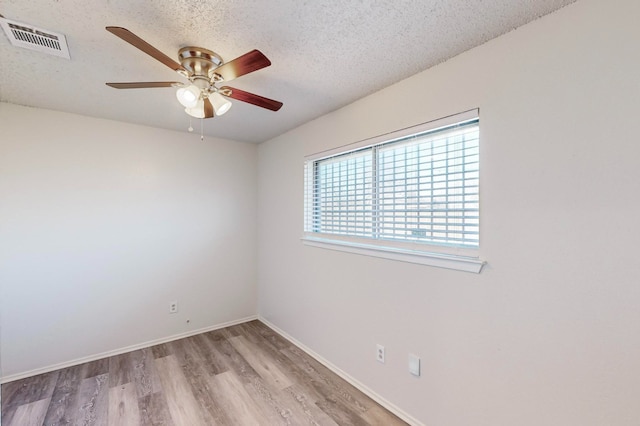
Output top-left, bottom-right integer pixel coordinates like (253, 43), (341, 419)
(301, 236), (486, 273)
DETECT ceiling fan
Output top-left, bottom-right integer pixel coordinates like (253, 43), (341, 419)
(105, 27), (283, 119)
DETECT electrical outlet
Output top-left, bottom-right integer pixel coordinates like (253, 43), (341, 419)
(169, 301), (178, 313)
(376, 344), (385, 363)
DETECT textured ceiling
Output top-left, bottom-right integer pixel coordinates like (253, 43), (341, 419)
(0, 0), (575, 143)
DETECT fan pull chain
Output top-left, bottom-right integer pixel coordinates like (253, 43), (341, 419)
(188, 117), (194, 132)
(200, 118), (204, 141)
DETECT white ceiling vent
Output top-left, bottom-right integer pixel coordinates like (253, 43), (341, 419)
(0, 17), (70, 59)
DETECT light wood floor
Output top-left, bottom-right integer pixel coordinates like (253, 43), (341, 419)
(1, 320), (407, 425)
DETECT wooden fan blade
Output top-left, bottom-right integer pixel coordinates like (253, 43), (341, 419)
(221, 86), (283, 111)
(106, 27), (185, 73)
(106, 82), (183, 89)
(204, 98), (215, 118)
(213, 50), (271, 82)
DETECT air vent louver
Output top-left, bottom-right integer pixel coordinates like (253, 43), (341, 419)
(0, 17), (70, 59)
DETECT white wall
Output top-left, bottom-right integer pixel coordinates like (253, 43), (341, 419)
(0, 103), (258, 378)
(257, 1), (640, 425)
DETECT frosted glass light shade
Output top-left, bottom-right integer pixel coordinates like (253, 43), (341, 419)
(210, 92), (232, 115)
(184, 99), (205, 118)
(176, 85), (200, 108)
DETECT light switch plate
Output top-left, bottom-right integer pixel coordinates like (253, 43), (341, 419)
(409, 353), (420, 377)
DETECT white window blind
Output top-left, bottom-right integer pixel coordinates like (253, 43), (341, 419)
(304, 113), (479, 250)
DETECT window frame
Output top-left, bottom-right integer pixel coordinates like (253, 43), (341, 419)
(302, 109), (485, 273)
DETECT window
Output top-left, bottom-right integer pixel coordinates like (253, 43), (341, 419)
(303, 110), (484, 273)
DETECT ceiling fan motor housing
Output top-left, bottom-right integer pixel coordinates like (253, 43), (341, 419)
(178, 47), (223, 81)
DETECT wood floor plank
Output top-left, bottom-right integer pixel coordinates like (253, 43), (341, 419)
(108, 382), (141, 426)
(130, 347), (162, 399)
(154, 355), (208, 426)
(151, 343), (171, 359)
(42, 364), (85, 425)
(280, 345), (373, 413)
(237, 322), (303, 376)
(241, 378), (340, 426)
(243, 320), (293, 351)
(1, 370), (59, 408)
(207, 337), (292, 425)
(235, 373), (298, 425)
(202, 328), (227, 343)
(85, 357), (110, 379)
(215, 325), (242, 339)
(138, 391), (174, 426)
(211, 334), (261, 383)
(6, 397), (50, 426)
(75, 373), (109, 426)
(316, 396), (371, 426)
(238, 322), (341, 407)
(208, 371), (264, 425)
(281, 384), (339, 426)
(1, 405), (18, 426)
(169, 337), (229, 425)
(191, 333), (229, 376)
(108, 352), (132, 388)
(229, 335), (293, 390)
(361, 404), (409, 425)
(213, 341), (329, 426)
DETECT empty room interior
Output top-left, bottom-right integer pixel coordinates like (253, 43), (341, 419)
(1, 0), (639, 425)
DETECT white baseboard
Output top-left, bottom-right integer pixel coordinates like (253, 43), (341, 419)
(259, 316), (425, 426)
(0, 315), (258, 384)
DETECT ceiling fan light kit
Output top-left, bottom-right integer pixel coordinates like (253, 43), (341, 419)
(104, 26), (282, 126)
(185, 99), (206, 119)
(209, 92), (232, 115)
(176, 85), (200, 108)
